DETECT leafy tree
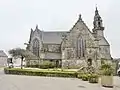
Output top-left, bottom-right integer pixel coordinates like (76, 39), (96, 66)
(9, 48), (37, 69)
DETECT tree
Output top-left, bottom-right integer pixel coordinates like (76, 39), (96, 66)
(9, 48), (37, 69)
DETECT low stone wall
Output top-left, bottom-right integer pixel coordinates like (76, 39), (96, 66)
(61, 59), (108, 70)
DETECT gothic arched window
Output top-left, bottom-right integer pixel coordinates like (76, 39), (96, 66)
(77, 37), (85, 58)
(32, 38), (39, 57)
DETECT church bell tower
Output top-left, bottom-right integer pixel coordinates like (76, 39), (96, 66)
(92, 7), (104, 37)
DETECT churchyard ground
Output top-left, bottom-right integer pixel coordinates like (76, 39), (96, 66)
(0, 68), (120, 90)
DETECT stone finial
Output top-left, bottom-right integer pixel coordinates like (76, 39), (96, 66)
(79, 14), (82, 21)
(36, 24), (38, 29)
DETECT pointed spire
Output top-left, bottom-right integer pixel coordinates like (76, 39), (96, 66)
(95, 4), (97, 9)
(29, 28), (33, 43)
(92, 6), (104, 35)
(95, 6), (99, 15)
(95, 5), (100, 16)
(94, 6), (102, 21)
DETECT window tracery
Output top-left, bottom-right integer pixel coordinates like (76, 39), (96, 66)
(77, 37), (85, 58)
(32, 39), (39, 57)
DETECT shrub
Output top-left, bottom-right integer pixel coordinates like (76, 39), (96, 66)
(101, 64), (112, 70)
(77, 72), (84, 79)
(100, 64), (113, 76)
(81, 74), (89, 81)
(26, 65), (39, 68)
(102, 69), (113, 76)
(89, 74), (99, 83)
(26, 61), (56, 69)
(40, 61), (56, 69)
(4, 68), (78, 78)
(77, 74), (82, 79)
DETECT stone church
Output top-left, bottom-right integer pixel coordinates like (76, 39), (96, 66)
(26, 7), (112, 68)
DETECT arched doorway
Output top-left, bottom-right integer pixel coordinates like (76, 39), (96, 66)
(87, 58), (92, 66)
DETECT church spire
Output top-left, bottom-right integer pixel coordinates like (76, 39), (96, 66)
(92, 7), (104, 37)
(93, 7), (104, 30)
(95, 6), (99, 15)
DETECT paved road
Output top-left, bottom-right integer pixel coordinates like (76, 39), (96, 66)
(0, 69), (120, 90)
(0, 68), (4, 75)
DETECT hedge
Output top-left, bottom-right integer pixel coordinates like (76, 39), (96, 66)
(88, 74), (99, 83)
(26, 61), (59, 69)
(4, 68), (78, 78)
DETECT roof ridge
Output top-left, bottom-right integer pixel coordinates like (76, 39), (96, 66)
(0, 50), (7, 57)
(43, 31), (69, 32)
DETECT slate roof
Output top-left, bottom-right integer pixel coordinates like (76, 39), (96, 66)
(44, 52), (61, 59)
(0, 50), (8, 57)
(42, 31), (69, 44)
(99, 36), (110, 46)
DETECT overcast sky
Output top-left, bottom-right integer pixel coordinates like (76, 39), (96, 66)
(0, 0), (119, 58)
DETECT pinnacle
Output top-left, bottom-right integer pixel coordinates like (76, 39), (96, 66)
(31, 28), (33, 31)
(36, 24), (38, 29)
(79, 14), (82, 21)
